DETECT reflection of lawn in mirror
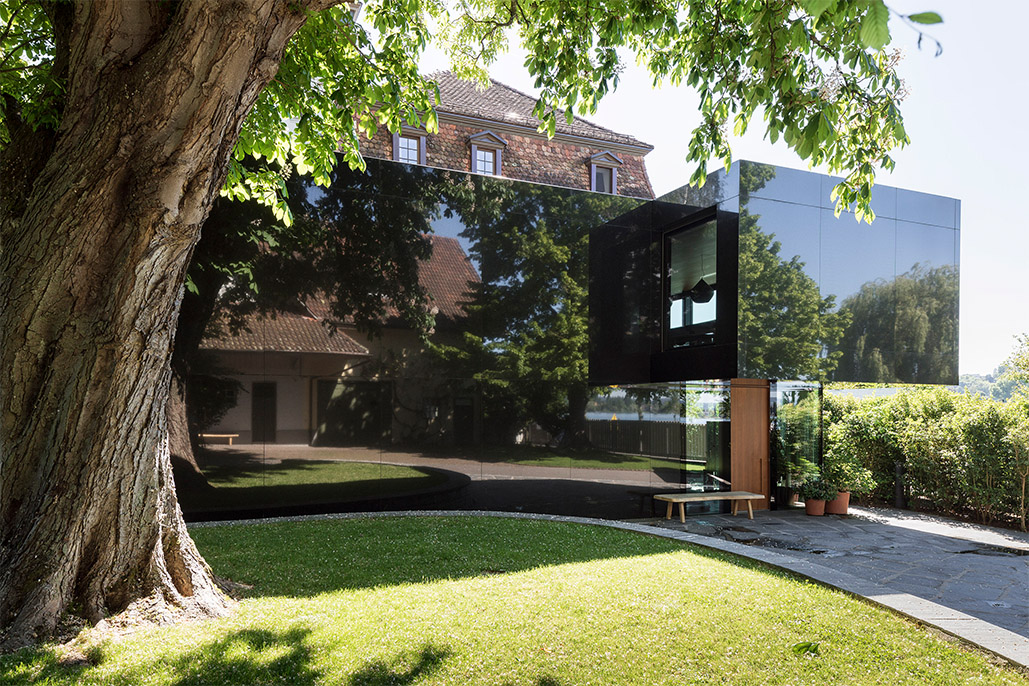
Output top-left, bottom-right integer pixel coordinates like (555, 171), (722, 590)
(180, 460), (448, 511)
(476, 445), (707, 472)
(6, 517), (1023, 685)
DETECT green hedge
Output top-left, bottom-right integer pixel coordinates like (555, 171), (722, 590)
(824, 388), (1029, 528)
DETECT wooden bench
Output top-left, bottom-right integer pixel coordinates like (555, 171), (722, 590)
(198, 433), (239, 446)
(654, 491), (765, 522)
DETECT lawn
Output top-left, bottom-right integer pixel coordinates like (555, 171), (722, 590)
(457, 445), (704, 472)
(2, 516), (1024, 685)
(178, 460), (449, 512)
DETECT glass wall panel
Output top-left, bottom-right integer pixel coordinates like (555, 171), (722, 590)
(893, 222), (959, 383)
(821, 210), (898, 382)
(771, 382), (820, 509)
(737, 198), (823, 379)
(586, 382), (732, 516)
(658, 163), (739, 208)
(588, 205), (664, 385)
(744, 162), (821, 207)
(819, 174), (897, 219)
(896, 188), (959, 229)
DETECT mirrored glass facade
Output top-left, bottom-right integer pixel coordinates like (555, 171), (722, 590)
(770, 381), (821, 507)
(174, 158), (958, 522)
(592, 160), (959, 386)
(176, 158), (732, 521)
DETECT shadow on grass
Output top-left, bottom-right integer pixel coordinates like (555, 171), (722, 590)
(347, 644), (450, 685)
(190, 514), (771, 600)
(0, 627), (322, 686)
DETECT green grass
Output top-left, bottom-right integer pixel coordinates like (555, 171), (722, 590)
(2, 517), (1025, 685)
(178, 460), (448, 511)
(449, 445), (705, 472)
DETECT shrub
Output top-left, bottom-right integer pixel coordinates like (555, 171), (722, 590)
(826, 387), (1024, 526)
(821, 443), (876, 495)
(797, 478), (838, 502)
(1004, 395), (1029, 531)
(823, 392), (903, 500)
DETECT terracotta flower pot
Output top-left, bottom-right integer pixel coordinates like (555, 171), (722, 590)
(825, 491), (850, 515)
(804, 499), (826, 516)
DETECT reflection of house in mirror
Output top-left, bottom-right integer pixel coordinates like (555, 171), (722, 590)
(199, 235), (481, 446)
(590, 160), (959, 512)
(197, 71), (655, 450)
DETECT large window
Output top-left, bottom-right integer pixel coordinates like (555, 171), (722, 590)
(665, 219), (718, 348)
(593, 166), (613, 193)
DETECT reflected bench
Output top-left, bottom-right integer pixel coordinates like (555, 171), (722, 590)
(198, 433), (239, 446)
(654, 491), (764, 522)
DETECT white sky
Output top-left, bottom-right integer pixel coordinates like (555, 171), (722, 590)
(419, 0), (1029, 375)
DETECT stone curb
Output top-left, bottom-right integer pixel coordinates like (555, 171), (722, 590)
(191, 509), (1029, 669)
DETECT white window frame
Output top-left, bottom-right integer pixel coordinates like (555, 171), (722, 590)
(589, 151), (623, 194)
(468, 130), (508, 177)
(393, 129), (427, 165)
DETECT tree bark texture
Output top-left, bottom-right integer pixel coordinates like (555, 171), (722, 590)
(167, 374), (210, 492)
(0, 0), (322, 649)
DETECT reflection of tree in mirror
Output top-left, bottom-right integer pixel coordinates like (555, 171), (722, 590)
(173, 161), (453, 473)
(738, 165), (849, 380)
(438, 178), (640, 445)
(677, 389), (703, 420)
(831, 263), (958, 383)
(773, 390), (821, 487)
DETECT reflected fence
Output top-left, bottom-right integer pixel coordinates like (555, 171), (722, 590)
(585, 419), (713, 463)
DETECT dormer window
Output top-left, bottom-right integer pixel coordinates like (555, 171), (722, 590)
(589, 151), (623, 194)
(393, 128), (427, 165)
(468, 130), (507, 177)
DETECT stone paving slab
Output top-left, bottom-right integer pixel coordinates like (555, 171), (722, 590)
(195, 508), (1029, 669)
(640, 505), (1029, 654)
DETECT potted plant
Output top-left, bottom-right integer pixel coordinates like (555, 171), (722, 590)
(821, 451), (876, 515)
(797, 478), (837, 516)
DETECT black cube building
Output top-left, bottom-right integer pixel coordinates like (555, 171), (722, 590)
(589, 161), (960, 510)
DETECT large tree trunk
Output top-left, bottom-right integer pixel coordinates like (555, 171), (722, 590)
(168, 374), (211, 494)
(560, 386), (591, 450)
(0, 0), (322, 649)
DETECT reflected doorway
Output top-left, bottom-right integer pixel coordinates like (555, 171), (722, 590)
(251, 382), (277, 443)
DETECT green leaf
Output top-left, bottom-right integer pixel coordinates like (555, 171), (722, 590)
(860, 1), (890, 50)
(792, 641), (821, 656)
(800, 0), (836, 20)
(907, 12), (942, 25)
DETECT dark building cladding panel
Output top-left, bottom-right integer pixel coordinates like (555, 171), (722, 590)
(588, 201), (743, 385)
(588, 204), (664, 385)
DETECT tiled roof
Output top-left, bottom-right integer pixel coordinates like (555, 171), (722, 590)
(417, 235), (480, 326)
(306, 235), (479, 328)
(200, 310), (369, 356)
(430, 71), (653, 151)
(200, 236), (479, 353)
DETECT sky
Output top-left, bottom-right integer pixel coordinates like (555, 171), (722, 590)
(418, 0), (1028, 376)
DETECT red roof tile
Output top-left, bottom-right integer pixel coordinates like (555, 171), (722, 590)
(200, 311), (369, 356)
(431, 71), (653, 151)
(200, 236), (479, 352)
